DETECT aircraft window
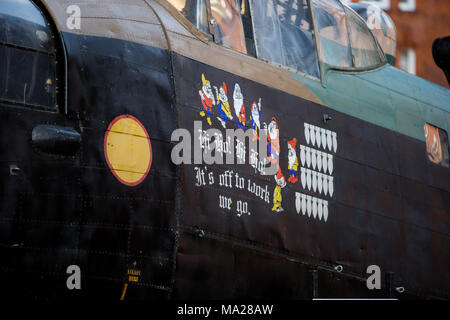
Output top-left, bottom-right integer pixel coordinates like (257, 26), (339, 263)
(249, 1), (284, 67)
(240, 0), (256, 57)
(210, 0), (247, 54)
(344, 6), (383, 68)
(167, 0), (209, 33)
(250, 0), (320, 78)
(424, 123), (450, 168)
(399, 48), (416, 74)
(312, 0), (353, 68)
(398, 0), (415, 12)
(0, 0), (55, 52)
(358, 0), (391, 11)
(349, 2), (397, 65)
(0, 0), (57, 110)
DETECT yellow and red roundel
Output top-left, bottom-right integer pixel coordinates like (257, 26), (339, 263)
(104, 115), (152, 186)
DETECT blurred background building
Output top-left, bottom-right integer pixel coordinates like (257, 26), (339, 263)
(343, 0), (450, 88)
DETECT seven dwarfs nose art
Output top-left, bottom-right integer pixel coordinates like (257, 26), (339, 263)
(196, 73), (338, 221)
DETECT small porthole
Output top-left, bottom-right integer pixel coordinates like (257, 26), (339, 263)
(424, 123), (450, 168)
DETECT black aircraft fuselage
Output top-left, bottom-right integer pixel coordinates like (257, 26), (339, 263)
(0, 0), (449, 300)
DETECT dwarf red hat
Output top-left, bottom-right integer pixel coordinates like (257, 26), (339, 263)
(221, 82), (227, 96)
(288, 138), (297, 150)
(276, 166), (284, 179)
(271, 117), (278, 129)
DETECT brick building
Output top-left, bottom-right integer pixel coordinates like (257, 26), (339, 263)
(343, 0), (450, 88)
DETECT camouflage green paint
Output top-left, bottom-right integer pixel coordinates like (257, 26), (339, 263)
(292, 64), (450, 142)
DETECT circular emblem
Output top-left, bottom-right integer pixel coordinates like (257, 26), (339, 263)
(104, 115), (152, 186)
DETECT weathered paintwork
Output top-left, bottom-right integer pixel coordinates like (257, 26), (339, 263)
(171, 53), (450, 299)
(293, 65), (450, 142)
(0, 0), (448, 301)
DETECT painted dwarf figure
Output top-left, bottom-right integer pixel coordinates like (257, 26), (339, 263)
(199, 73), (215, 126)
(272, 166), (286, 213)
(233, 83), (246, 129)
(287, 138), (299, 184)
(250, 98), (262, 141)
(264, 117), (280, 165)
(214, 82), (233, 128)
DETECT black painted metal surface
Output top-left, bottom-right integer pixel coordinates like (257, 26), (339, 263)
(0, 10), (448, 301)
(171, 53), (450, 300)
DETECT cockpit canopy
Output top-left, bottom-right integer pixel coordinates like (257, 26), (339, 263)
(167, 0), (386, 79)
(348, 2), (397, 65)
(313, 0), (384, 69)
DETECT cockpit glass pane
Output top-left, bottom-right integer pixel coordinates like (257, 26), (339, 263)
(210, 0), (247, 54)
(0, 0), (57, 109)
(0, 0), (55, 53)
(167, 0), (209, 33)
(349, 2), (396, 64)
(250, 0), (320, 78)
(312, 0), (352, 68)
(345, 7), (382, 68)
(250, 1), (284, 65)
